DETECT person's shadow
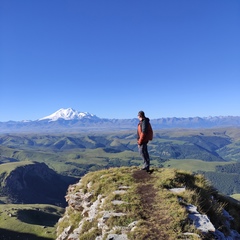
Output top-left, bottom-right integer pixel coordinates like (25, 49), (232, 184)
(148, 169), (154, 174)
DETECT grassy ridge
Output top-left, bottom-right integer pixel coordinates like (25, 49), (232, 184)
(57, 167), (240, 239)
(0, 161), (35, 175)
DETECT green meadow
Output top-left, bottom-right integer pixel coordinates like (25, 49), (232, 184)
(162, 159), (234, 172)
(0, 204), (64, 239)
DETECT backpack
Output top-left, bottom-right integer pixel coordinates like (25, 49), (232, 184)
(148, 122), (153, 141)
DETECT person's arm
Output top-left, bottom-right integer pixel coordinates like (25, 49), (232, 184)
(138, 120), (147, 145)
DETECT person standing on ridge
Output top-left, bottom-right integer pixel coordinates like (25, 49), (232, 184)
(137, 111), (153, 172)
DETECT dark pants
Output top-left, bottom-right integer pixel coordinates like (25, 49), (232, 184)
(138, 142), (150, 170)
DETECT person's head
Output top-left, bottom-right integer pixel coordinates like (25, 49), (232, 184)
(138, 111), (145, 120)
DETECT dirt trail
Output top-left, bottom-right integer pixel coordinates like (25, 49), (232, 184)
(132, 170), (172, 240)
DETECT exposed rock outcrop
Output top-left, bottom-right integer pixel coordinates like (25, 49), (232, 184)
(56, 167), (240, 240)
(57, 176), (136, 240)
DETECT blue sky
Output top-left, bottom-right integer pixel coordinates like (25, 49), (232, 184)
(1, 0), (240, 121)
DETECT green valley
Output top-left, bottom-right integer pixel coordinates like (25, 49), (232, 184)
(1, 127), (240, 239)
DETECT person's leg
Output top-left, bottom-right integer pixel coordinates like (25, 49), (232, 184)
(138, 143), (150, 170)
(143, 143), (150, 170)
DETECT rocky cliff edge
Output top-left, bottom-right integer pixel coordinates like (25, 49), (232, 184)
(56, 167), (240, 240)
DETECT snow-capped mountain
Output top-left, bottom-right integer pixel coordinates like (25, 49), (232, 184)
(1, 108), (240, 133)
(39, 108), (98, 122)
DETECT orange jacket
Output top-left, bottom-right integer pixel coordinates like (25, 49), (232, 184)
(137, 118), (153, 145)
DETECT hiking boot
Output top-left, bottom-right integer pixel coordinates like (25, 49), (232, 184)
(141, 167), (150, 172)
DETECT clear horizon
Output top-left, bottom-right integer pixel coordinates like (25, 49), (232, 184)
(1, 107), (240, 122)
(1, 1), (240, 121)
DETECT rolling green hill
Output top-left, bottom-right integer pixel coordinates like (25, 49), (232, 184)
(0, 161), (76, 205)
(1, 127), (240, 196)
(1, 127), (240, 239)
(0, 204), (64, 239)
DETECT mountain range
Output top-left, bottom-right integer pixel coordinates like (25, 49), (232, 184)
(1, 108), (240, 133)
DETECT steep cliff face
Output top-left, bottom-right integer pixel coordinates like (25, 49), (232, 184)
(1, 161), (76, 206)
(56, 167), (240, 240)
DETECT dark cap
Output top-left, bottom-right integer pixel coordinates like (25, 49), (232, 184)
(138, 111), (145, 117)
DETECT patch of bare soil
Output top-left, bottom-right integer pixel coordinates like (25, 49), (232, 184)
(132, 170), (173, 240)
